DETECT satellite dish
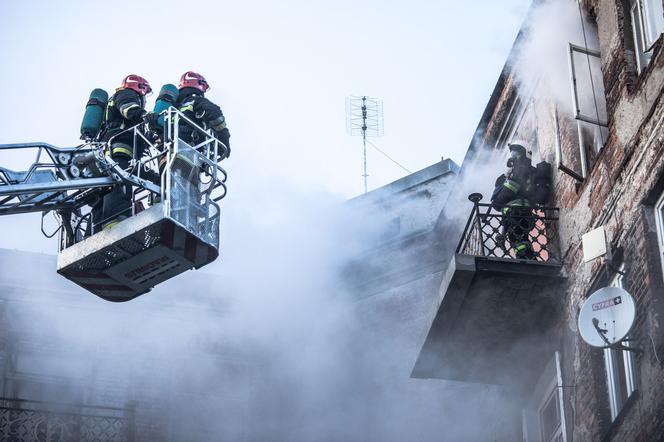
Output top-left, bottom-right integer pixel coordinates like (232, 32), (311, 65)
(578, 287), (636, 347)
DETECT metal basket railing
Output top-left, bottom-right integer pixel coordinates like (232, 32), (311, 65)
(0, 105), (229, 254)
(60, 106), (228, 250)
(456, 193), (561, 263)
(0, 397), (134, 442)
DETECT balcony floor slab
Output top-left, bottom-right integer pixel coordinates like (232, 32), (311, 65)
(412, 253), (565, 385)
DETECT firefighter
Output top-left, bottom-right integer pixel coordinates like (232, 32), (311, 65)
(175, 71), (230, 158)
(491, 141), (538, 259)
(99, 74), (152, 229)
(156, 72), (231, 195)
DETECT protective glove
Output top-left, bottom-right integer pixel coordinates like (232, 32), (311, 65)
(143, 112), (160, 131)
(215, 129), (230, 159)
(221, 144), (231, 159)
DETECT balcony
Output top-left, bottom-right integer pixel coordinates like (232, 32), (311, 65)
(412, 194), (565, 385)
(457, 192), (562, 266)
(0, 397), (135, 442)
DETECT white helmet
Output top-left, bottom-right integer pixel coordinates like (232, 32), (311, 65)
(508, 140), (532, 159)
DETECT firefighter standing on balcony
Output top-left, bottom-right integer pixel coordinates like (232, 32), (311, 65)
(490, 141), (552, 259)
(99, 74), (153, 229)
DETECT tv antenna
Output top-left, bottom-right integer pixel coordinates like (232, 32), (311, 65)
(346, 96), (384, 193)
(578, 286), (639, 352)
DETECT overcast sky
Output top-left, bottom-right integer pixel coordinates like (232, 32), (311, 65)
(0, 0), (531, 252)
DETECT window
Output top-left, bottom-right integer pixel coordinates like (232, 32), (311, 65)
(603, 269), (637, 421)
(3, 340), (90, 403)
(381, 216), (401, 239)
(539, 388), (564, 442)
(568, 45), (608, 128)
(561, 8), (609, 182)
(522, 352), (568, 442)
(493, 91), (540, 157)
(630, 0), (664, 73)
(654, 191), (664, 282)
(579, 121), (609, 177)
(565, 43), (609, 179)
(555, 107), (584, 182)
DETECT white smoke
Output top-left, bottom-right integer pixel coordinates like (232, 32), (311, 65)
(515, 0), (602, 114)
(0, 4), (598, 440)
(3, 173), (516, 441)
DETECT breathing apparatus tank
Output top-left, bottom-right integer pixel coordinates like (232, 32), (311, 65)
(80, 89), (109, 140)
(532, 161), (553, 205)
(153, 84), (179, 131)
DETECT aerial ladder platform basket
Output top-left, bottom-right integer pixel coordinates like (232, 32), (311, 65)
(0, 107), (228, 301)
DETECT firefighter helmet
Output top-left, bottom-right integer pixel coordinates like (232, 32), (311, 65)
(120, 75), (152, 96)
(508, 140), (532, 159)
(179, 71), (210, 93)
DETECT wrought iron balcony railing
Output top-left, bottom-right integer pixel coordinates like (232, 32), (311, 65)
(456, 193), (561, 264)
(0, 397), (134, 442)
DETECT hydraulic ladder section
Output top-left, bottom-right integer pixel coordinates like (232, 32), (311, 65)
(0, 143), (117, 216)
(0, 108), (228, 301)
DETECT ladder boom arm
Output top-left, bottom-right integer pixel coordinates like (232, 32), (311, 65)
(0, 141), (158, 217)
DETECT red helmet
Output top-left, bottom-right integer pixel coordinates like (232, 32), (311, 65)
(179, 71), (210, 93)
(120, 74), (152, 96)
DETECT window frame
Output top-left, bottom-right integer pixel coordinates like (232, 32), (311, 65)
(654, 190), (664, 283)
(522, 352), (568, 442)
(562, 42), (609, 181)
(631, 0), (652, 73)
(554, 106), (585, 182)
(567, 43), (609, 128)
(576, 120), (609, 178)
(637, 0), (664, 51)
(538, 381), (565, 442)
(603, 268), (637, 421)
(630, 0), (664, 73)
(492, 81), (539, 153)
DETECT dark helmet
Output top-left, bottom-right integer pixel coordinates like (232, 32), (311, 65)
(120, 74), (152, 96)
(508, 140), (532, 159)
(179, 71), (210, 93)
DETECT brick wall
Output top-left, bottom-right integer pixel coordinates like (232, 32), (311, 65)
(552, 0), (664, 439)
(462, 0), (664, 439)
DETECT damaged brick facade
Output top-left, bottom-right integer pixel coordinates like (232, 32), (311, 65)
(554, 0), (664, 440)
(522, 0), (662, 438)
(415, 0), (664, 440)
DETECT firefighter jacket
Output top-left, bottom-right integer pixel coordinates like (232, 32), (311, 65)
(491, 159), (553, 209)
(176, 87), (231, 155)
(101, 88), (147, 158)
(491, 158), (533, 209)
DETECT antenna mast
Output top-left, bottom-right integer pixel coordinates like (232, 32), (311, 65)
(346, 96), (384, 193)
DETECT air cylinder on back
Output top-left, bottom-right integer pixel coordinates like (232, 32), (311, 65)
(80, 88), (109, 140)
(153, 84), (179, 130)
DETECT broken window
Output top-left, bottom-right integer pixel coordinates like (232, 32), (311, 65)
(568, 44), (608, 127)
(629, 0), (664, 73)
(554, 107), (584, 182)
(563, 42), (609, 180)
(577, 120), (608, 177)
(603, 269), (637, 421)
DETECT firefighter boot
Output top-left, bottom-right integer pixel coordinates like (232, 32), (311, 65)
(514, 242), (535, 259)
